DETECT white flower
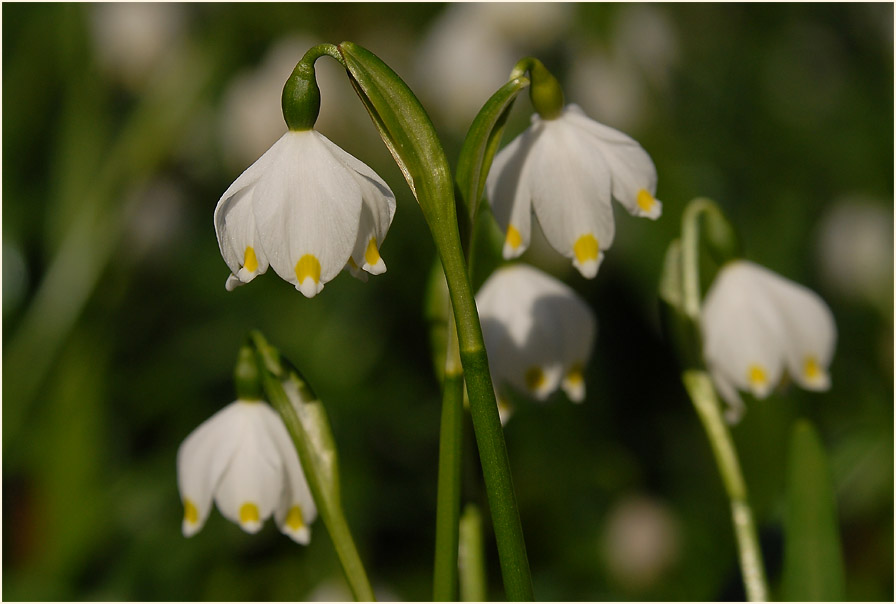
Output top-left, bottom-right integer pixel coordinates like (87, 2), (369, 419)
(476, 264), (597, 421)
(177, 399), (317, 544)
(701, 260), (837, 422)
(486, 104), (661, 279)
(214, 129), (396, 298)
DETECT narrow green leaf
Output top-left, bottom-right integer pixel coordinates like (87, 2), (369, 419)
(455, 76), (529, 223)
(337, 41), (453, 225)
(782, 419), (846, 601)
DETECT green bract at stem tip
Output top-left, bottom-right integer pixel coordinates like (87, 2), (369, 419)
(511, 57), (564, 120)
(282, 43), (344, 131)
(234, 342), (263, 400)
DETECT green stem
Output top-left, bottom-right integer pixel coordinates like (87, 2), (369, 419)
(459, 504), (487, 602)
(433, 316), (464, 601)
(436, 229), (533, 601)
(253, 336), (375, 602)
(683, 370), (769, 602)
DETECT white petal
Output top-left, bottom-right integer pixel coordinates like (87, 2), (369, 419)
(747, 262), (837, 391)
(214, 182), (270, 285)
(176, 401), (245, 536)
(486, 127), (538, 259)
(262, 409), (317, 545)
(316, 133), (396, 277)
(701, 261), (788, 398)
(526, 119), (615, 278)
(212, 402), (286, 534)
(562, 104), (660, 219)
(252, 131), (361, 297)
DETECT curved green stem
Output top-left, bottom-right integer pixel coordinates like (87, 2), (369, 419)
(252, 334), (375, 602)
(682, 370), (769, 602)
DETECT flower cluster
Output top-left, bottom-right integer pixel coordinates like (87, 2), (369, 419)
(700, 260), (837, 421)
(177, 399), (317, 543)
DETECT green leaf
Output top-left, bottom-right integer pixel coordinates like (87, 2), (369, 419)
(781, 419), (846, 601)
(337, 41), (453, 226)
(455, 76), (529, 223)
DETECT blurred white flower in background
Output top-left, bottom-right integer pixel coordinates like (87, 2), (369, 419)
(121, 178), (187, 265)
(570, 4), (679, 131)
(90, 3), (186, 90)
(815, 197), (893, 309)
(601, 495), (681, 592)
(415, 3), (574, 132)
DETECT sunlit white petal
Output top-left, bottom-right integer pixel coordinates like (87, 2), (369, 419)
(486, 128), (538, 259)
(486, 104), (659, 278)
(214, 129), (395, 298)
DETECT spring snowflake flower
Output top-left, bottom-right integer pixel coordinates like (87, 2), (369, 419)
(486, 104), (660, 278)
(476, 264), (596, 422)
(177, 399), (317, 543)
(701, 260), (837, 422)
(214, 129), (396, 298)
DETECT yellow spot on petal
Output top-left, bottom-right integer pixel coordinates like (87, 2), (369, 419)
(347, 257), (359, 269)
(285, 506), (305, 531)
(573, 234), (599, 264)
(506, 225), (523, 250)
(295, 254), (321, 284)
(239, 502), (260, 525)
(748, 364), (768, 388)
(637, 189), (656, 213)
(364, 237), (381, 266)
(525, 366), (546, 392)
(243, 246), (259, 273)
(565, 364), (584, 386)
(804, 356), (822, 380)
(183, 499), (199, 525)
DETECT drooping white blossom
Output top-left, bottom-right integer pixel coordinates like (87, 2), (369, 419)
(214, 129), (396, 298)
(177, 399), (317, 543)
(701, 260), (837, 422)
(476, 264), (597, 422)
(486, 104), (661, 279)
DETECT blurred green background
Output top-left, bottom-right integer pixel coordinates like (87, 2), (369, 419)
(3, 3), (893, 601)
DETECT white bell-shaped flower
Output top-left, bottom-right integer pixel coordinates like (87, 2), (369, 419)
(214, 129), (396, 298)
(177, 399), (317, 544)
(701, 260), (837, 422)
(476, 264), (597, 421)
(486, 103), (661, 279)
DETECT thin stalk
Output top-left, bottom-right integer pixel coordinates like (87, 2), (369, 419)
(433, 315), (464, 601)
(683, 370), (769, 602)
(435, 229), (533, 601)
(254, 340), (375, 602)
